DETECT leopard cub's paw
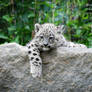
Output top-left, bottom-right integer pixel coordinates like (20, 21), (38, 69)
(30, 61), (42, 78)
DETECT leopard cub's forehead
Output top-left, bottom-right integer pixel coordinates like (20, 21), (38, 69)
(41, 23), (56, 28)
(39, 23), (57, 35)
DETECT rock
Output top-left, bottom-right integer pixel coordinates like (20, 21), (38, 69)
(0, 43), (92, 92)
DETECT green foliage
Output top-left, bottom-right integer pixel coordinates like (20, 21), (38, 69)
(0, 0), (92, 47)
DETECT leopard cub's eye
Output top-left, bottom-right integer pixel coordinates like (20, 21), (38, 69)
(40, 35), (43, 39)
(49, 36), (54, 40)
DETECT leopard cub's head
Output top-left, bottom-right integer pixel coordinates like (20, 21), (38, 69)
(34, 23), (65, 51)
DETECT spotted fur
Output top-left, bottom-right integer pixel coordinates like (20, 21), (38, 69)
(27, 23), (87, 78)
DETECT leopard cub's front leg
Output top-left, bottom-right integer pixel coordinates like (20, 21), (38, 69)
(27, 42), (42, 78)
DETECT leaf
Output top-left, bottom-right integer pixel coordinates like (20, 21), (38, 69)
(25, 25), (30, 30)
(14, 36), (19, 43)
(28, 13), (35, 18)
(0, 34), (8, 40)
(11, 36), (19, 43)
(2, 15), (13, 23)
(8, 26), (16, 31)
(87, 38), (92, 41)
(76, 29), (82, 35)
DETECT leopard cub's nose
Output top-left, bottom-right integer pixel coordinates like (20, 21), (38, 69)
(44, 43), (48, 47)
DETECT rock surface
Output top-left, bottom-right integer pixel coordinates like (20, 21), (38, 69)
(0, 43), (92, 92)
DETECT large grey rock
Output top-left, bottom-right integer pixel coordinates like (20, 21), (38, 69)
(0, 43), (92, 92)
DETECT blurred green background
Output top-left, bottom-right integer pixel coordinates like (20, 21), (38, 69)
(0, 0), (92, 47)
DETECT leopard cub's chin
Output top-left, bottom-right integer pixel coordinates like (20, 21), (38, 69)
(42, 47), (50, 51)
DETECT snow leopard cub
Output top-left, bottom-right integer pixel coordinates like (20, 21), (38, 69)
(27, 23), (86, 78)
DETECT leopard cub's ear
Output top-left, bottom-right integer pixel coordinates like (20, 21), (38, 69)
(35, 23), (41, 33)
(57, 25), (65, 34)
